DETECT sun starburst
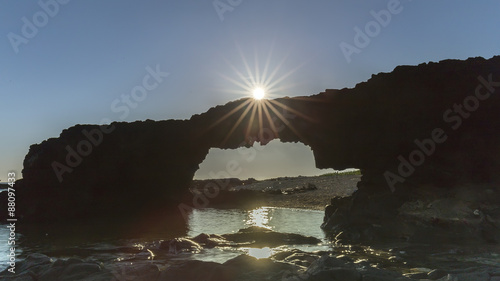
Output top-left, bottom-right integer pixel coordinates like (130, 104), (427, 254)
(252, 87), (265, 100)
(205, 45), (315, 146)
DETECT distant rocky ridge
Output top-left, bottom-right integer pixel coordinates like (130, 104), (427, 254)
(3, 56), (500, 224)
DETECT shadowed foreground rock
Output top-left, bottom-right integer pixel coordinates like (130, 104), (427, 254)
(3, 252), (499, 281)
(3, 56), (500, 225)
(2, 226), (500, 280)
(322, 176), (500, 244)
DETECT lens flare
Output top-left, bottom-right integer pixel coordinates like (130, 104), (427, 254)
(252, 87), (265, 100)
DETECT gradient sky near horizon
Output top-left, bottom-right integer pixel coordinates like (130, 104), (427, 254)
(1, 0), (499, 181)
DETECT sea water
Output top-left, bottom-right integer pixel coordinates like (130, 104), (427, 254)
(1, 207), (499, 273)
(0, 207), (327, 270)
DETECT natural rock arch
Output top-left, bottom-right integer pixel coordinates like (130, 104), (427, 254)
(194, 140), (331, 181)
(6, 56), (500, 223)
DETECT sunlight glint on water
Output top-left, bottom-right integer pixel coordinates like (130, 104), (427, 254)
(246, 207), (272, 229)
(186, 207), (329, 262)
(246, 247), (273, 259)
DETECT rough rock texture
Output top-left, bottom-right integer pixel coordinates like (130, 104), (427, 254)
(0, 253), (297, 281)
(155, 227), (321, 251)
(221, 226), (321, 247)
(3, 56), (500, 223)
(3, 231), (500, 280)
(321, 174), (500, 244)
(12, 252), (498, 281)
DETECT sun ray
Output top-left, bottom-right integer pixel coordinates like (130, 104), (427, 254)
(265, 83), (297, 97)
(262, 51), (290, 88)
(218, 72), (253, 93)
(208, 45), (311, 145)
(263, 100), (306, 142)
(254, 48), (261, 85)
(261, 102), (279, 137)
(244, 102), (259, 142)
(257, 102), (264, 136)
(222, 101), (255, 145)
(265, 61), (306, 91)
(217, 88), (255, 95)
(221, 58), (254, 89)
(261, 42), (274, 88)
(203, 98), (253, 133)
(268, 99), (317, 123)
(237, 44), (257, 87)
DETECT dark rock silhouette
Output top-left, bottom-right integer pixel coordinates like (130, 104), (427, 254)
(3, 56), (500, 224)
(221, 226), (321, 247)
(4, 250), (499, 281)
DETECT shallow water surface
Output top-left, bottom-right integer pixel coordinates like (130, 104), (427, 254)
(187, 207), (329, 262)
(0, 207), (327, 270)
(1, 206), (499, 274)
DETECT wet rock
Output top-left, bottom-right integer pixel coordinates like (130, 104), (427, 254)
(403, 271), (428, 279)
(299, 255), (412, 281)
(106, 262), (160, 281)
(192, 233), (231, 248)
(272, 250), (321, 270)
(223, 255), (298, 281)
(323, 182), (500, 245)
(306, 255), (354, 272)
(222, 226), (321, 247)
(5, 253), (52, 275)
(0, 254), (113, 281)
(39, 262), (102, 281)
(0, 272), (35, 281)
(307, 268), (361, 281)
(438, 271), (491, 281)
(281, 183), (318, 195)
(427, 269), (447, 280)
(159, 238), (202, 254)
(282, 252), (319, 268)
(365, 266), (411, 280)
(159, 255), (296, 281)
(159, 260), (224, 281)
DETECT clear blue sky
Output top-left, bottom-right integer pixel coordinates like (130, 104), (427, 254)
(1, 0), (499, 180)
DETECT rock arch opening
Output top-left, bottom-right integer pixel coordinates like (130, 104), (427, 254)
(194, 139), (335, 180)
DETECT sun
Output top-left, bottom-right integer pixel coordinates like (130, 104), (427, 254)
(252, 87), (265, 100)
(202, 46), (314, 146)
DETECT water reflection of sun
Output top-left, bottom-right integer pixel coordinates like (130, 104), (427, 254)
(244, 208), (274, 259)
(246, 207), (272, 229)
(247, 247), (273, 259)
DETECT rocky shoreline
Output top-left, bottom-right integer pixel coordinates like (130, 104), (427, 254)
(3, 174), (500, 280)
(3, 56), (500, 280)
(3, 229), (499, 281)
(189, 173), (360, 210)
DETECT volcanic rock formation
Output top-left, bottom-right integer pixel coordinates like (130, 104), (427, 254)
(3, 56), (500, 225)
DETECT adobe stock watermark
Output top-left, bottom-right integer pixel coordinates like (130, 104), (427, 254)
(384, 74), (500, 192)
(51, 65), (170, 182)
(339, 0), (410, 63)
(213, 0), (243, 22)
(178, 107), (296, 221)
(7, 0), (71, 54)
